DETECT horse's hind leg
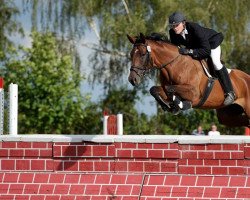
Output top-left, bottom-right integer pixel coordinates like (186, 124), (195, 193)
(216, 105), (250, 127)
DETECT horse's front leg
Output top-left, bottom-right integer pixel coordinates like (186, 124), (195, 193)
(150, 86), (180, 114)
(165, 84), (198, 110)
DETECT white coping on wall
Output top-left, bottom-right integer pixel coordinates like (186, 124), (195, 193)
(0, 134), (250, 144)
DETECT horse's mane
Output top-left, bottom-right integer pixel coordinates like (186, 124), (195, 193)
(135, 32), (171, 44)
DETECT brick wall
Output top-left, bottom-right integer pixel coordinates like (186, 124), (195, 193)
(0, 135), (250, 199)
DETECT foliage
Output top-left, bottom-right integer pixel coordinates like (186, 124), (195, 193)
(2, 32), (91, 134)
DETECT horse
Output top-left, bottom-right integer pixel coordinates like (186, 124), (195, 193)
(127, 33), (250, 128)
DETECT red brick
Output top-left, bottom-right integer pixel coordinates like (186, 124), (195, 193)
(178, 166), (195, 174)
(18, 173), (34, 183)
(180, 176), (197, 186)
(155, 186), (171, 197)
(213, 176), (229, 186)
(9, 184), (24, 194)
(53, 146), (61, 157)
(229, 176), (246, 186)
(33, 142), (48, 148)
(180, 145), (190, 150)
(112, 161), (127, 172)
(34, 173), (49, 183)
(24, 149), (39, 157)
(61, 146), (76, 156)
(114, 142), (122, 148)
(3, 173), (19, 182)
(246, 177), (250, 187)
(40, 149), (52, 157)
(214, 151), (230, 159)
(31, 160), (45, 170)
(148, 175), (165, 185)
(30, 195), (44, 200)
(0, 184), (9, 194)
(92, 145), (107, 157)
(203, 187), (221, 198)
(244, 146), (250, 158)
(110, 174), (126, 184)
(141, 185), (156, 196)
(95, 174), (111, 184)
(116, 149), (131, 157)
(45, 195), (60, 200)
(198, 152), (213, 159)
(178, 159), (187, 165)
(122, 142), (137, 148)
(128, 162), (143, 172)
(231, 152), (244, 159)
(138, 143), (153, 149)
(108, 145), (115, 156)
(0, 149), (8, 156)
(39, 184), (55, 194)
(161, 162), (177, 173)
(220, 160), (236, 166)
(187, 187), (204, 197)
(2, 142), (16, 148)
(9, 149), (24, 157)
(0, 195), (15, 200)
(94, 161), (109, 171)
(169, 143), (179, 149)
(188, 159), (203, 165)
(126, 175), (143, 184)
(207, 144), (222, 150)
(133, 150), (147, 158)
(131, 185), (141, 195)
(116, 185), (132, 195)
(236, 188), (250, 198)
(2, 160), (15, 170)
(164, 150), (179, 158)
(229, 167), (245, 175)
(16, 160), (30, 170)
(144, 162), (160, 172)
(54, 185), (69, 194)
(17, 142), (32, 148)
(204, 159), (219, 166)
(85, 185), (101, 195)
(49, 174), (65, 183)
(189, 145), (206, 150)
(196, 167), (211, 174)
(153, 144), (168, 149)
(223, 144), (239, 150)
(64, 174), (80, 183)
(171, 187), (187, 197)
(100, 184), (116, 195)
(181, 151), (197, 159)
(164, 175), (180, 185)
(148, 150), (163, 158)
(24, 184), (39, 194)
(220, 187), (237, 198)
(79, 161), (93, 171)
(15, 195), (30, 200)
(45, 159), (54, 171)
(69, 184), (85, 195)
(80, 174), (95, 184)
(212, 167), (228, 175)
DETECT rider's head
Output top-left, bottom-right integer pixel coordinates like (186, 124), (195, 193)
(169, 12), (186, 34)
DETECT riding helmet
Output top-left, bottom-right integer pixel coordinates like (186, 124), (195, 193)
(169, 12), (186, 25)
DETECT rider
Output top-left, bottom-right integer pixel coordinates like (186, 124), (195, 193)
(168, 11), (236, 107)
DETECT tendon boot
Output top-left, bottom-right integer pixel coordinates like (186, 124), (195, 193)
(173, 95), (192, 111)
(216, 66), (236, 106)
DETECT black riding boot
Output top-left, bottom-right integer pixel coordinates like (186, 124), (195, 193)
(216, 66), (236, 106)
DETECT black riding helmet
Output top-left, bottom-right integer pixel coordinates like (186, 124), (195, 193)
(169, 12), (186, 25)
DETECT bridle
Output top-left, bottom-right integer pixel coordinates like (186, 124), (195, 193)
(130, 43), (180, 77)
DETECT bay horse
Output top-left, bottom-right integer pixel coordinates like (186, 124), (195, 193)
(127, 33), (250, 128)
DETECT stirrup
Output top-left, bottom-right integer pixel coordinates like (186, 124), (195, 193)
(223, 92), (236, 106)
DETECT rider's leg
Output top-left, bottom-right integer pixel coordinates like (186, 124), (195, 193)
(211, 46), (236, 106)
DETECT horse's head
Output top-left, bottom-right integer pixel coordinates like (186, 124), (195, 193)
(127, 33), (154, 86)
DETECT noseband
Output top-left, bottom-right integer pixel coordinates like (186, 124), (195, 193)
(130, 43), (180, 77)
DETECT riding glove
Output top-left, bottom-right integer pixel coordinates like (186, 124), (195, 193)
(179, 48), (193, 56)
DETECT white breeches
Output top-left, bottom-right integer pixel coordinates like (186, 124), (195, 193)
(210, 46), (223, 70)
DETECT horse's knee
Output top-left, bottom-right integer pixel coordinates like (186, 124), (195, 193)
(150, 86), (163, 97)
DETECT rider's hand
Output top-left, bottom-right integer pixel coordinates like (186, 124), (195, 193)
(179, 48), (193, 55)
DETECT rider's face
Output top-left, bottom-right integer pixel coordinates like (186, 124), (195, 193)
(172, 22), (185, 34)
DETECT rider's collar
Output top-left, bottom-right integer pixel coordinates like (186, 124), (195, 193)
(181, 28), (188, 39)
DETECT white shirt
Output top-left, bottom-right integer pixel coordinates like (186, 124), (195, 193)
(208, 131), (220, 136)
(181, 28), (188, 40)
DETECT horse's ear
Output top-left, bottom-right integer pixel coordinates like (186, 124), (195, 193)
(127, 34), (136, 44)
(140, 32), (146, 44)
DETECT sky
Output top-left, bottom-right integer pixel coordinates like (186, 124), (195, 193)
(10, 0), (157, 116)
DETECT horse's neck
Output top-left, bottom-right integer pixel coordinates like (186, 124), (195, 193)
(151, 42), (179, 67)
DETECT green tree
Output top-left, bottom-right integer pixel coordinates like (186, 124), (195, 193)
(2, 32), (91, 134)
